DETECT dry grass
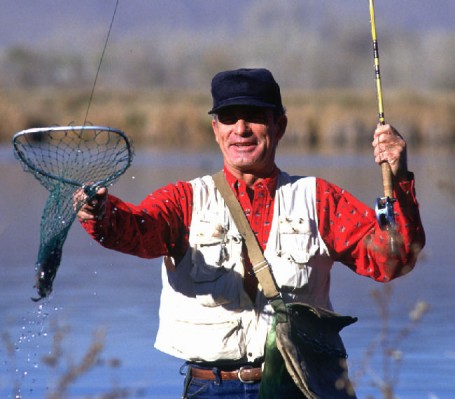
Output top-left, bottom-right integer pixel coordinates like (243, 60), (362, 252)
(3, 320), (135, 399)
(351, 285), (429, 399)
(2, 88), (454, 150)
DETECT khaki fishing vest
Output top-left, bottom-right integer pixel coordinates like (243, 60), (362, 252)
(154, 172), (332, 363)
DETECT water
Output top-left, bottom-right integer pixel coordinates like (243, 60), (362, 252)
(1, 145), (454, 398)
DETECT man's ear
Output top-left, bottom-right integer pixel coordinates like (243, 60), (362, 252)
(276, 114), (288, 141)
(212, 118), (220, 144)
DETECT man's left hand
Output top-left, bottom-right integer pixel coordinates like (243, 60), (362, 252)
(372, 124), (408, 179)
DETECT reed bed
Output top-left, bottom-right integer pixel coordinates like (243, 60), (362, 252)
(2, 88), (454, 150)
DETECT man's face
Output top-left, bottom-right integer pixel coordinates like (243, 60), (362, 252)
(212, 106), (287, 177)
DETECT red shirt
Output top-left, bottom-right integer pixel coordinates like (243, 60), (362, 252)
(81, 167), (425, 284)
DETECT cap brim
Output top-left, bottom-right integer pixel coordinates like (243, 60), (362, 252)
(208, 98), (278, 114)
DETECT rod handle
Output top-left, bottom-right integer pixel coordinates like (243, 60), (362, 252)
(381, 161), (393, 198)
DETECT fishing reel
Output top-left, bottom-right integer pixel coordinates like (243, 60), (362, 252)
(375, 196), (396, 229)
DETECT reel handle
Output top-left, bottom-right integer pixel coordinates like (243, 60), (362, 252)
(375, 196), (395, 229)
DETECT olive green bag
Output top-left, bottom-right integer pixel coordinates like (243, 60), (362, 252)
(260, 299), (357, 398)
(213, 172), (357, 399)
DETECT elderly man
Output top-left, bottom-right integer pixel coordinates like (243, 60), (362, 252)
(77, 68), (425, 398)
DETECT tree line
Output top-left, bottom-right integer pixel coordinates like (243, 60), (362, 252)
(1, 1), (454, 92)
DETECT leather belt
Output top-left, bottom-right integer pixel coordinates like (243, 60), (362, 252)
(190, 365), (262, 383)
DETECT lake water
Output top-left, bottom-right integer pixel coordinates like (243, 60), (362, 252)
(1, 145), (454, 398)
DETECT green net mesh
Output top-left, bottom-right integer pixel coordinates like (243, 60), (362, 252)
(12, 125), (133, 301)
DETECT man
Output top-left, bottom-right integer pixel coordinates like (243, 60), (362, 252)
(77, 68), (425, 398)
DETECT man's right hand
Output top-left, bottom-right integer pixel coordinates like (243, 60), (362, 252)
(75, 186), (108, 221)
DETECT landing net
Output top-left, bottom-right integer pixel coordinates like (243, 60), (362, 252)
(12, 125), (133, 300)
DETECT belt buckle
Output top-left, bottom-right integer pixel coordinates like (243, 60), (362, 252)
(237, 365), (254, 384)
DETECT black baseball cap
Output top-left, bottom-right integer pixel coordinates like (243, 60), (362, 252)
(208, 68), (284, 115)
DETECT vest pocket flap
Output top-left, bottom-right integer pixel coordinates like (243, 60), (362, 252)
(193, 221), (227, 246)
(279, 217), (313, 235)
(191, 219), (228, 270)
(277, 217), (318, 264)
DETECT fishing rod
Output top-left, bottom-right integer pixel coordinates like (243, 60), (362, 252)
(369, 0), (396, 231)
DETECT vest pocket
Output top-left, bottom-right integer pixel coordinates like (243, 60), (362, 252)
(272, 217), (319, 290)
(168, 317), (246, 361)
(190, 256), (244, 307)
(190, 221), (244, 307)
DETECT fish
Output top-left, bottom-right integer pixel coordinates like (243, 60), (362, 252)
(31, 212), (71, 301)
(32, 246), (63, 302)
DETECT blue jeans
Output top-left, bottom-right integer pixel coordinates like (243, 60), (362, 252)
(185, 377), (260, 399)
(181, 364), (307, 399)
(182, 364), (260, 399)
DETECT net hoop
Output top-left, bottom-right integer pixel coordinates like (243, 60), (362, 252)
(12, 125), (133, 190)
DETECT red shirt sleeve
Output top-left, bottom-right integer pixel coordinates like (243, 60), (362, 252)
(80, 181), (193, 261)
(316, 174), (425, 282)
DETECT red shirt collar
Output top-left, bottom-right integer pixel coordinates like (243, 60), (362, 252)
(223, 166), (279, 196)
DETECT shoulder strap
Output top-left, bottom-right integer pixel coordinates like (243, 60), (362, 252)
(212, 171), (281, 300)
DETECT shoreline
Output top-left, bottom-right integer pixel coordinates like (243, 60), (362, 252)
(2, 88), (454, 150)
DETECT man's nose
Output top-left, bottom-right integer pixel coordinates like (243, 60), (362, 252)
(234, 119), (249, 135)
